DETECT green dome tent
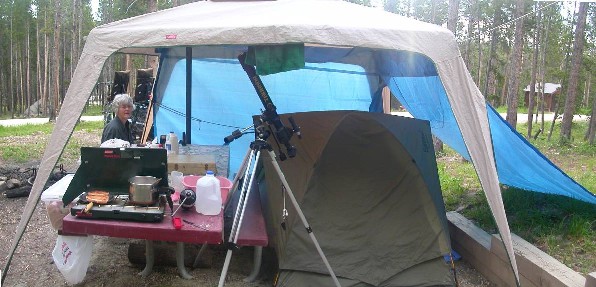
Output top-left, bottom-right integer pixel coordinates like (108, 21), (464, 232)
(259, 111), (452, 286)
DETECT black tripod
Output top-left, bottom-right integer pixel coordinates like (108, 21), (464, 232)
(218, 131), (340, 287)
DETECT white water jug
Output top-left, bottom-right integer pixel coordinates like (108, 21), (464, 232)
(169, 132), (179, 155)
(195, 171), (222, 215)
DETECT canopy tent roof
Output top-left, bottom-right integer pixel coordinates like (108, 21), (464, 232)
(8, 0), (595, 284)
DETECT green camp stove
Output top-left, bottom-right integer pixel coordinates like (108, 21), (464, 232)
(65, 147), (170, 222)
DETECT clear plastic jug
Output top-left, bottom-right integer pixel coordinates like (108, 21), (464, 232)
(195, 171), (222, 215)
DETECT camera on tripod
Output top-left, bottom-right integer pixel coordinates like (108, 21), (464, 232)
(222, 52), (301, 161)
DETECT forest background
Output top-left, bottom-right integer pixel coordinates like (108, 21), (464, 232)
(0, 0), (594, 142)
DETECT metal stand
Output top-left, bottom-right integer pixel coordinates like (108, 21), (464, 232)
(217, 139), (341, 287)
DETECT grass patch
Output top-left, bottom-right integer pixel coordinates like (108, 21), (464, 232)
(0, 123), (54, 137)
(438, 120), (596, 274)
(75, 120), (103, 131)
(0, 120), (103, 165)
(82, 104), (104, 116)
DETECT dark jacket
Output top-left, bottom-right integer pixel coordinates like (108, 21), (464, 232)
(101, 118), (133, 143)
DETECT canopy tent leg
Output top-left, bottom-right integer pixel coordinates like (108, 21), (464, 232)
(185, 47), (192, 144)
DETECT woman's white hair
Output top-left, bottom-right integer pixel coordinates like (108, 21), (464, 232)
(111, 94), (135, 113)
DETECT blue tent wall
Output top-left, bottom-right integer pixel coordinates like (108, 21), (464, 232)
(154, 54), (377, 177)
(153, 46), (595, 204)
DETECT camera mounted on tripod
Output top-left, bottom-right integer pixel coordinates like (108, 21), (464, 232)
(223, 52), (301, 161)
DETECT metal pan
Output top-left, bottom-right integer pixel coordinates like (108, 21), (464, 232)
(79, 191), (114, 213)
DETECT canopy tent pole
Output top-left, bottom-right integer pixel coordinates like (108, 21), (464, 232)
(186, 47), (192, 144)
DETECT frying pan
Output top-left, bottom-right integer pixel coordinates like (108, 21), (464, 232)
(80, 191), (114, 213)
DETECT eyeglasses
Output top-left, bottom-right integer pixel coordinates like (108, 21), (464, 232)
(119, 105), (133, 110)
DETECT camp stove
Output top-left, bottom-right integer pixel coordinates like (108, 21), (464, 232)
(64, 147), (170, 222)
(71, 194), (167, 222)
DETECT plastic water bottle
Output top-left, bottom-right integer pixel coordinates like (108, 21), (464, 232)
(195, 171), (222, 215)
(169, 132), (179, 155)
(165, 133), (172, 154)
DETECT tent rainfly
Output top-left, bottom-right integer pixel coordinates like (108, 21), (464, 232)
(5, 0), (595, 284)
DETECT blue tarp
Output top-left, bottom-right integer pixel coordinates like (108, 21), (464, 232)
(153, 46), (596, 204)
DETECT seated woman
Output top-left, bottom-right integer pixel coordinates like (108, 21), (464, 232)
(101, 94), (134, 144)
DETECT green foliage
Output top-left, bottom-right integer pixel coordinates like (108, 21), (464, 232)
(0, 123), (54, 137)
(0, 120), (103, 164)
(82, 104), (104, 116)
(437, 162), (466, 210)
(439, 119), (596, 274)
(75, 120), (103, 131)
(501, 188), (595, 274)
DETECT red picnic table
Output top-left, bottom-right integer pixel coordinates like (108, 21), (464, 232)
(61, 182), (268, 280)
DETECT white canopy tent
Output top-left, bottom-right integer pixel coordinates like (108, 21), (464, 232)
(3, 0), (520, 285)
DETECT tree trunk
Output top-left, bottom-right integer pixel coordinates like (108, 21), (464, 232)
(583, 74), (591, 108)
(62, 28), (67, 102)
(483, 3), (501, 100)
(499, 76), (508, 106)
(125, 54), (133, 95)
(464, 0), (475, 69)
(587, 92), (596, 144)
(475, 2), (482, 84)
(527, 3), (540, 139)
(43, 9), (50, 117)
(10, 10), (14, 118)
(430, 0), (437, 24)
(539, 14), (550, 132)
(0, 20), (4, 115)
(560, 2), (588, 140)
(51, 0), (63, 121)
(505, 0), (525, 128)
(148, 0), (158, 13)
(36, 17), (42, 115)
(547, 96), (561, 141)
(19, 48), (24, 115)
(26, 23), (31, 117)
(71, 0), (76, 79)
(447, 0), (460, 36)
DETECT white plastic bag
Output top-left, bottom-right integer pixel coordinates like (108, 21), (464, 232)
(52, 235), (93, 285)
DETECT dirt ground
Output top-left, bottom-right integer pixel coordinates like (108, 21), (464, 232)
(0, 195), (493, 287)
(0, 129), (494, 287)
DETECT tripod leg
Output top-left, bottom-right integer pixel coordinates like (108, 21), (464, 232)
(218, 149), (261, 287)
(225, 147), (251, 209)
(266, 150), (342, 287)
(228, 149), (256, 238)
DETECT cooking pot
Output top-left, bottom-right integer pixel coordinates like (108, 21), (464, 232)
(128, 176), (161, 205)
